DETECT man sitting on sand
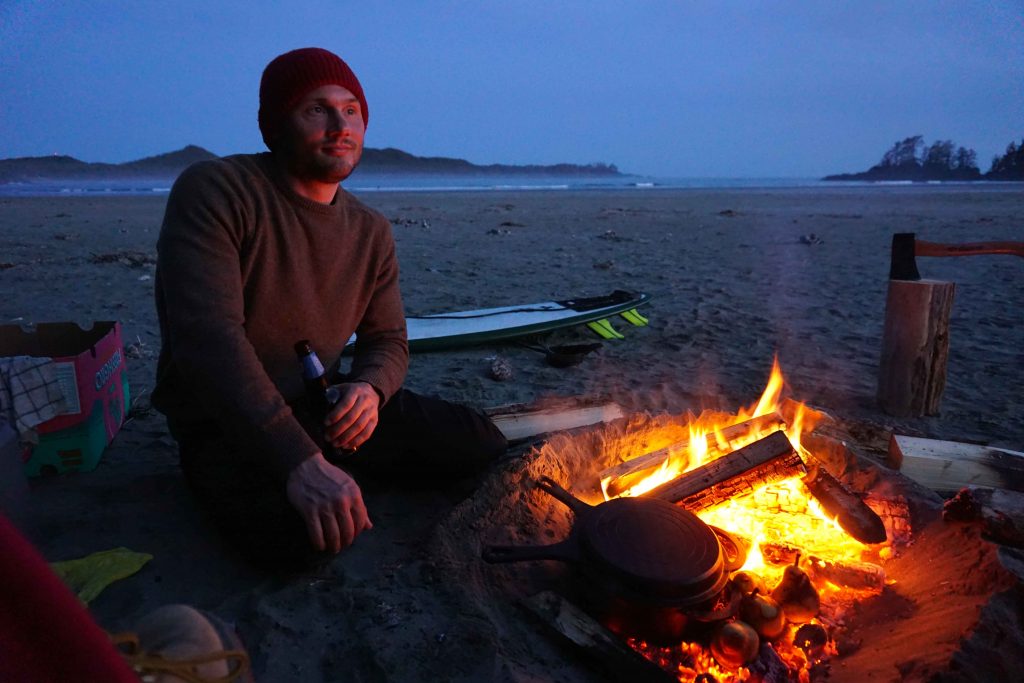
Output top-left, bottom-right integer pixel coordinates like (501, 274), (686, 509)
(153, 47), (506, 571)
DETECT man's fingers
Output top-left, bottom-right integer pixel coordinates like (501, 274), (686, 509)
(332, 411), (377, 450)
(336, 503), (356, 549)
(352, 496), (372, 534)
(307, 512), (326, 552)
(320, 511), (342, 554)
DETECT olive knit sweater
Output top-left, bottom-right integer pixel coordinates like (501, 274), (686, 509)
(153, 153), (408, 479)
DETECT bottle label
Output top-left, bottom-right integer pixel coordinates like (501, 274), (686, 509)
(301, 354), (326, 379)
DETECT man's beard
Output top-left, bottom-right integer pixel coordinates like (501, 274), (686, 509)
(309, 146), (362, 183)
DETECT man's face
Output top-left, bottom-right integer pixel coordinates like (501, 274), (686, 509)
(276, 84), (365, 189)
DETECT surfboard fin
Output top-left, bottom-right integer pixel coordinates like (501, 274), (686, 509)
(587, 319), (625, 340)
(619, 308), (649, 326)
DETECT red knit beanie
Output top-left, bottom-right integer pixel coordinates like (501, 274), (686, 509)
(258, 47), (369, 150)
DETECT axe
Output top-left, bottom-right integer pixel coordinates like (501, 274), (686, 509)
(889, 233), (1024, 280)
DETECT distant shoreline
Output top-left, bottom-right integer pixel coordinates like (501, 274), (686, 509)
(0, 145), (625, 186)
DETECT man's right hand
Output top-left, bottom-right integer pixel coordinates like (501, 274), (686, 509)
(286, 452), (372, 553)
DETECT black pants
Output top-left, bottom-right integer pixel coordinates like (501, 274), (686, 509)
(174, 388), (507, 571)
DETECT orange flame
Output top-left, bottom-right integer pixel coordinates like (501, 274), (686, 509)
(599, 358), (878, 682)
(600, 357), (871, 583)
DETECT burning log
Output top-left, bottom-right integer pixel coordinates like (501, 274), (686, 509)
(806, 555), (887, 593)
(943, 486), (1024, 548)
(646, 431), (805, 509)
(801, 466), (888, 545)
(521, 591), (679, 683)
(598, 413), (788, 498)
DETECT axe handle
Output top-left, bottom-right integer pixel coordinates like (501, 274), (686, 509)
(915, 240), (1024, 259)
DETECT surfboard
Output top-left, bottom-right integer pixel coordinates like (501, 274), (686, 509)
(346, 289), (651, 352)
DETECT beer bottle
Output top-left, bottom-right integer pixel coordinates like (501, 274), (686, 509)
(294, 339), (341, 418)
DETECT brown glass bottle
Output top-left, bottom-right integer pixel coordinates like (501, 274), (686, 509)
(294, 340), (340, 418)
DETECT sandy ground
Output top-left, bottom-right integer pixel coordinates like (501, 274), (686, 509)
(1, 184), (1022, 681)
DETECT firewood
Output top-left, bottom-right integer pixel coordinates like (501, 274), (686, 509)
(806, 555), (887, 593)
(599, 413), (788, 497)
(485, 400), (625, 442)
(520, 591), (678, 683)
(801, 467), (888, 545)
(943, 487), (1024, 548)
(646, 431), (805, 509)
(888, 434), (1024, 493)
(877, 279), (955, 417)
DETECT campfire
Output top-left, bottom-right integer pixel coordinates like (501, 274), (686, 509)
(590, 359), (889, 680)
(481, 358), (1017, 682)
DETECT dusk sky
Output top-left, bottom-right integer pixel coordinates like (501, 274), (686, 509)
(1, 1), (1021, 178)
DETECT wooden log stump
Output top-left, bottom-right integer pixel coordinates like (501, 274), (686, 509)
(877, 278), (955, 417)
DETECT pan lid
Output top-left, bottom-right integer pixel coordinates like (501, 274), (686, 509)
(579, 496), (727, 607)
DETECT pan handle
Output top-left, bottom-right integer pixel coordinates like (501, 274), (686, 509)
(481, 539), (579, 564)
(535, 475), (593, 515)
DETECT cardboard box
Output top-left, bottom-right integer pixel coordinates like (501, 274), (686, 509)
(0, 321), (129, 476)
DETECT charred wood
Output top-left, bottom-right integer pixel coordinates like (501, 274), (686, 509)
(521, 591), (678, 683)
(943, 487), (1024, 548)
(645, 431), (805, 509)
(806, 556), (886, 593)
(801, 467), (888, 544)
(599, 413), (788, 497)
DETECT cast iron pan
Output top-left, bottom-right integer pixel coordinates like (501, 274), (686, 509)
(483, 476), (740, 608)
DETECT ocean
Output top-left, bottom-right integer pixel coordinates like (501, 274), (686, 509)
(0, 174), (1015, 197)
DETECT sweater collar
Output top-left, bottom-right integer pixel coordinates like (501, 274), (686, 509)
(257, 153), (351, 215)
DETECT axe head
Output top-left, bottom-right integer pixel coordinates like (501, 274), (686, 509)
(890, 233), (921, 281)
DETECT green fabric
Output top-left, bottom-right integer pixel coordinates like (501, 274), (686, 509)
(50, 547), (153, 604)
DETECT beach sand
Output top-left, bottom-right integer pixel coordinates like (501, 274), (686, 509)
(1, 185), (1022, 681)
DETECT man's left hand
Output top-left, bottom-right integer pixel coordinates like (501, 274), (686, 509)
(324, 382), (380, 451)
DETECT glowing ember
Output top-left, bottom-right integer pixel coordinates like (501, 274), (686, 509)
(595, 358), (886, 682)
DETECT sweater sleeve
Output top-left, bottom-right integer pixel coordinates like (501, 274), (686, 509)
(348, 219), (409, 401)
(155, 163), (319, 479)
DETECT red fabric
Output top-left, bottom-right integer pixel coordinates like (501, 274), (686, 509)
(0, 513), (139, 683)
(258, 46), (369, 149)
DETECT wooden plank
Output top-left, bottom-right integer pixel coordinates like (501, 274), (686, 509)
(646, 431), (805, 509)
(520, 591), (677, 683)
(486, 401), (625, 442)
(598, 412), (787, 498)
(888, 434), (1024, 493)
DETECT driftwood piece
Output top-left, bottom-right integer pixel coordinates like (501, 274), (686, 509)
(877, 279), (955, 417)
(520, 591), (678, 683)
(485, 400), (625, 443)
(802, 467), (888, 544)
(599, 413), (787, 497)
(646, 431), (805, 509)
(888, 434), (1024, 493)
(943, 487), (1024, 548)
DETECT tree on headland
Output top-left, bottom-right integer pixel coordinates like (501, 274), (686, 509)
(824, 134), (983, 181)
(954, 146), (977, 173)
(987, 139), (1024, 180)
(879, 135), (926, 169)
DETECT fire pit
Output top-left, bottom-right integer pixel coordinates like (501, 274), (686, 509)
(476, 359), (1023, 682)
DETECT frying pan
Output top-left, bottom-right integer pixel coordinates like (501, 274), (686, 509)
(483, 476), (746, 640)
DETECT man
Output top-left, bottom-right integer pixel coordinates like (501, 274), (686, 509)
(153, 47), (506, 570)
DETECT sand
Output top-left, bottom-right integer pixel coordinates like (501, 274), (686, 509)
(1, 184), (1022, 681)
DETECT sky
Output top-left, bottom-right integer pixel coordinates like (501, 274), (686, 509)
(1, 1), (1022, 178)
